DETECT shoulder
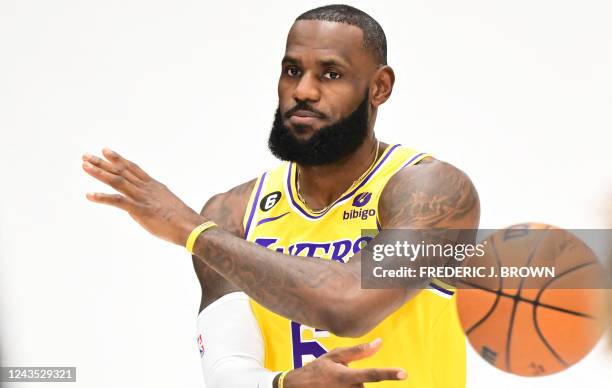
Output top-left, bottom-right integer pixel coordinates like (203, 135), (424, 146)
(378, 157), (480, 229)
(200, 178), (257, 238)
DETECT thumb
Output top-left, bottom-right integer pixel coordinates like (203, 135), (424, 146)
(326, 338), (383, 364)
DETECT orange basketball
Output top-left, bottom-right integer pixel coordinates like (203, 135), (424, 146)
(456, 223), (608, 376)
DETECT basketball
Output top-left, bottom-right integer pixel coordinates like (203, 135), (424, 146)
(456, 223), (608, 376)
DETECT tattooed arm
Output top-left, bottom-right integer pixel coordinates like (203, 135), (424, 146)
(193, 182), (405, 386)
(83, 150), (479, 337)
(192, 158), (479, 336)
(192, 180), (254, 311)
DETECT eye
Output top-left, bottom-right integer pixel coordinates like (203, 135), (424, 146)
(323, 71), (341, 80)
(286, 67), (301, 77)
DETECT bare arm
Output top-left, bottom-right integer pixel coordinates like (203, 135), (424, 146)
(191, 158), (480, 336)
(195, 183), (405, 386)
(192, 180), (254, 311)
(82, 150), (479, 337)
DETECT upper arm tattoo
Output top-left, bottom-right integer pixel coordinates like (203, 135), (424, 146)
(378, 159), (480, 229)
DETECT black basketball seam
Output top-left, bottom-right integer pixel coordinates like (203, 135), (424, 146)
(532, 302), (568, 368)
(536, 261), (599, 295)
(534, 260), (599, 318)
(463, 236), (504, 336)
(459, 281), (598, 318)
(530, 260), (601, 370)
(505, 227), (549, 373)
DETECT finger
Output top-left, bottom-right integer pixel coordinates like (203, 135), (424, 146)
(82, 161), (141, 198)
(327, 338), (383, 364)
(82, 153), (141, 185)
(347, 367), (407, 384)
(85, 192), (137, 212)
(102, 148), (152, 182)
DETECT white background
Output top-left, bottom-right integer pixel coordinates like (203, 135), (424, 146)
(1, 0), (610, 387)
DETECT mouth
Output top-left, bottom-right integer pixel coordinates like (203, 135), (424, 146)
(286, 109), (324, 127)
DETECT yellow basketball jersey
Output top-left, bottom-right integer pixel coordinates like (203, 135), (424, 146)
(242, 144), (466, 388)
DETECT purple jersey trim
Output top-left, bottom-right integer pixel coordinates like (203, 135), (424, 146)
(400, 152), (426, 169)
(428, 281), (455, 296)
(287, 144), (401, 220)
(376, 218), (383, 232)
(243, 172), (267, 239)
(257, 211), (290, 226)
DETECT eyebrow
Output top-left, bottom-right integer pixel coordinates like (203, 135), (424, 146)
(282, 54), (351, 69)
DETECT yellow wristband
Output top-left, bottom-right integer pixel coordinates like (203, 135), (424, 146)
(186, 221), (217, 254)
(278, 370), (290, 388)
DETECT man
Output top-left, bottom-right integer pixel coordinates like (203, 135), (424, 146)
(82, 4), (479, 387)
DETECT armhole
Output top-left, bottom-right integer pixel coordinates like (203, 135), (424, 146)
(374, 151), (432, 229)
(427, 278), (456, 300)
(377, 152), (456, 300)
(400, 152), (431, 170)
(242, 172), (268, 240)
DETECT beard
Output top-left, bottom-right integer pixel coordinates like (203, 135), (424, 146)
(268, 90), (370, 166)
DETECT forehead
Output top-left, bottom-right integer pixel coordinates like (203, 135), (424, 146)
(285, 20), (372, 67)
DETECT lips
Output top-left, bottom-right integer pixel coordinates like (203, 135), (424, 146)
(290, 109), (321, 118)
(286, 109), (324, 127)
(288, 115), (321, 126)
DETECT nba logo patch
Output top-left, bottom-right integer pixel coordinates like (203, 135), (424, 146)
(197, 334), (205, 357)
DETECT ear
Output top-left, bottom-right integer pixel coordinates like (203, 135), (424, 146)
(370, 66), (395, 108)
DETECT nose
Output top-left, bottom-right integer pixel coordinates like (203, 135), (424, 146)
(292, 72), (321, 103)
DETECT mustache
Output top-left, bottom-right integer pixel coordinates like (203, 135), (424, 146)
(283, 102), (327, 119)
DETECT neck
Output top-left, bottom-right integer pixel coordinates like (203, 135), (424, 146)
(297, 136), (385, 211)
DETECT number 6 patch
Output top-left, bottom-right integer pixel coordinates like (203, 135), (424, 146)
(260, 191), (282, 211)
